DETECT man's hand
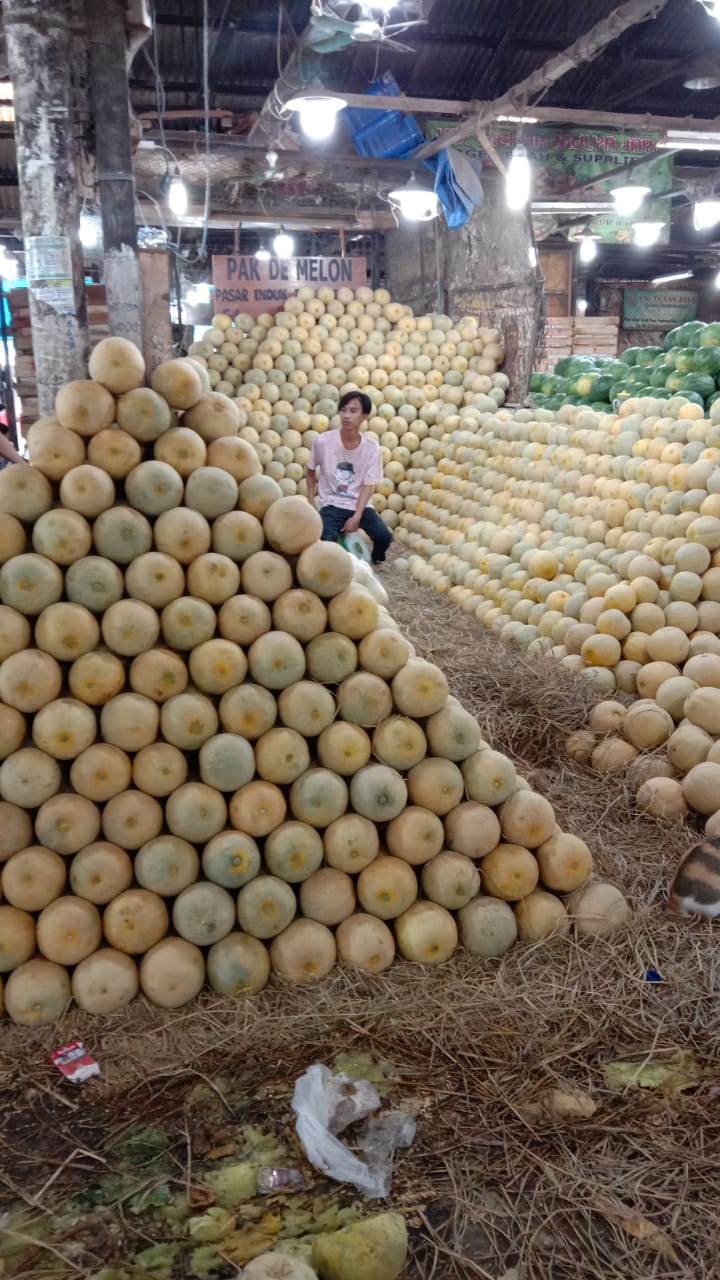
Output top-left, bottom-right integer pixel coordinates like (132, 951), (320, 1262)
(342, 514), (361, 534)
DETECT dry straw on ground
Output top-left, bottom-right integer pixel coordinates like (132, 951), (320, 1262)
(1, 556), (717, 1280)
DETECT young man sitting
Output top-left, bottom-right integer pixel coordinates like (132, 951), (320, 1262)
(305, 390), (392, 564)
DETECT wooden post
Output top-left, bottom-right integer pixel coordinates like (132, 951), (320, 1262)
(4, 0), (88, 414)
(438, 174), (544, 403)
(86, 0), (142, 347)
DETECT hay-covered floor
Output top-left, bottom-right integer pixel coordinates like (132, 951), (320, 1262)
(1, 555), (718, 1280)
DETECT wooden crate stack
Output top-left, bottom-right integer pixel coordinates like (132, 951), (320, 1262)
(9, 285), (109, 427)
(572, 314), (620, 358)
(535, 314), (619, 371)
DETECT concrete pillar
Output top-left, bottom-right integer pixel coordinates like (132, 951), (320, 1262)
(385, 175), (544, 402)
(4, 0), (89, 414)
(87, 0), (143, 347)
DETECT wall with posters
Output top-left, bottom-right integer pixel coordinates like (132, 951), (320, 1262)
(212, 256), (368, 317)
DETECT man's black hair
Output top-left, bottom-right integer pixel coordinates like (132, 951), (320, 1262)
(338, 390), (372, 416)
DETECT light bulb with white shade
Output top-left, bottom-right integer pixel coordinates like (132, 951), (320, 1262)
(79, 210), (101, 248)
(274, 231), (294, 258)
(611, 185), (650, 217)
(633, 220), (665, 246)
(388, 174), (440, 221)
(715, 268), (720, 287)
(286, 86), (346, 143)
(694, 199), (720, 230)
(255, 245), (271, 261)
(506, 144), (531, 210)
(167, 175), (188, 217)
(0, 250), (17, 281)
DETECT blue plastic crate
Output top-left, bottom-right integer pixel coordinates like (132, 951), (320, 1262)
(341, 71), (424, 160)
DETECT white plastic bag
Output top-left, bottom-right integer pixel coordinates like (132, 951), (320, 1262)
(291, 1064), (415, 1199)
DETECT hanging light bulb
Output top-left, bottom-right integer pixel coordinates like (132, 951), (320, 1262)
(694, 199), (720, 230)
(388, 174), (440, 221)
(698, 0), (720, 18)
(371, 0), (395, 10)
(166, 174), (188, 217)
(285, 84), (346, 142)
(0, 249), (17, 281)
(79, 208), (101, 249)
(274, 229), (294, 258)
(632, 220), (665, 246)
(610, 185), (650, 217)
(506, 144), (531, 211)
(578, 235), (598, 263)
(715, 268), (720, 287)
(255, 243), (271, 261)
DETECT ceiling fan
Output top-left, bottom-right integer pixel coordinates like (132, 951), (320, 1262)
(307, 1), (429, 54)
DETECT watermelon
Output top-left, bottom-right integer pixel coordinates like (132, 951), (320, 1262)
(700, 322), (720, 348)
(620, 347), (642, 366)
(708, 390), (720, 408)
(589, 375), (614, 402)
(678, 372), (716, 400)
(530, 373), (545, 393)
(606, 361), (629, 380)
(692, 347), (720, 378)
(636, 346), (663, 366)
(676, 321), (705, 347)
(665, 370), (684, 392)
(649, 366), (670, 387)
(664, 326), (682, 351)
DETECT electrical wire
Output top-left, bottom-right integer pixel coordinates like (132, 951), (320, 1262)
(199, 0), (211, 258)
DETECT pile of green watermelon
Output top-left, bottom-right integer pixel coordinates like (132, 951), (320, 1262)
(531, 320), (720, 414)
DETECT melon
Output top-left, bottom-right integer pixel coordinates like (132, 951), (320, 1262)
(263, 496), (322, 554)
(323, 813), (379, 873)
(212, 510), (264, 563)
(69, 743), (131, 800)
(27, 420), (85, 479)
(305, 632), (359, 684)
(0, 648), (63, 711)
(133, 742), (188, 796)
(185, 466), (238, 519)
(241, 550), (293, 601)
(0, 904), (36, 970)
(425, 699), (482, 761)
(358, 628), (411, 679)
(186, 553), (240, 604)
(356, 855), (417, 920)
(372, 715), (427, 771)
(55, 379), (115, 435)
(237, 874), (297, 939)
(206, 435), (261, 480)
(151, 358), (203, 409)
(229, 780), (287, 836)
(36, 895), (102, 965)
(153, 507), (211, 564)
(172, 882), (235, 945)
(457, 897), (518, 957)
(392, 659), (448, 717)
(100, 693), (160, 751)
(92, 506), (153, 563)
(207, 932), (270, 996)
(165, 781), (227, 842)
(272, 588), (327, 642)
(636, 775), (688, 819)
(35, 600), (100, 660)
(0, 705), (26, 759)
(254, 726), (311, 784)
(69, 650), (126, 705)
(89, 336), (145, 393)
(536, 833), (592, 892)
(289, 768), (349, 827)
(183, 391), (240, 439)
(278, 680), (335, 736)
(337, 672), (393, 727)
(129, 649), (188, 703)
(32, 508), (93, 566)
(160, 690), (219, 749)
(395, 900), (458, 965)
(135, 835), (200, 896)
(0, 604), (31, 661)
(299, 867), (356, 925)
(65, 555), (124, 612)
(140, 937), (206, 1007)
(202, 830), (261, 889)
(0, 463), (53, 520)
(327, 585), (380, 639)
(198, 732), (255, 791)
(0, 511), (26, 562)
(103, 889), (169, 954)
(125, 552), (186, 607)
(0, 747), (62, 808)
(102, 790), (163, 850)
(60, 464), (116, 517)
(161, 596), (216, 650)
(71, 948), (139, 1014)
(500, 791), (556, 848)
(565, 882), (630, 937)
(155, 425), (207, 476)
(421, 851), (480, 909)
(35, 793), (101, 854)
(220, 684), (277, 738)
(296, 540), (354, 597)
(0, 553), (63, 615)
(515, 890), (570, 942)
(263, 821), (324, 883)
(269, 918), (337, 982)
(125, 459), (184, 516)
(349, 764), (407, 821)
(481, 843), (539, 900)
(385, 805), (444, 865)
(406, 757), (464, 815)
(238, 474), (283, 518)
(69, 841), (134, 904)
(4, 959), (71, 1026)
(443, 801), (501, 859)
(87, 426), (142, 477)
(336, 913), (395, 973)
(218, 593), (272, 645)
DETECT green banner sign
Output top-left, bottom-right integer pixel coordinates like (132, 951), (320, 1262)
(623, 288), (698, 330)
(425, 121), (673, 243)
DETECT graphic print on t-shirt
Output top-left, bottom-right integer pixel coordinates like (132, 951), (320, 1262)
(335, 460), (354, 496)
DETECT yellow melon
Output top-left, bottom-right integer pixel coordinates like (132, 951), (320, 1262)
(0, 705), (26, 760)
(229, 780), (287, 837)
(0, 904), (36, 972)
(206, 435), (261, 480)
(55, 379), (115, 435)
(128, 649), (188, 703)
(183, 391), (240, 439)
(0, 552), (63, 615)
(161, 595), (216, 649)
(299, 867), (356, 926)
(36, 895), (102, 964)
(385, 805), (444, 865)
(100, 692), (160, 751)
(71, 948), (139, 1014)
(202, 830), (260, 889)
(218, 593), (272, 645)
(481, 843), (539, 901)
(32, 698), (97, 760)
(499, 792), (557, 848)
(336, 913), (395, 973)
(220, 683), (277, 738)
(515, 890), (570, 942)
(536, 833), (592, 893)
(140, 937), (206, 1007)
(296, 540), (354, 597)
(212, 510), (264, 563)
(117, 386), (173, 441)
(165, 781), (227, 843)
(135, 834), (200, 896)
(0, 747), (62, 809)
(0, 511), (27, 563)
(155, 425), (207, 475)
(172, 882), (235, 945)
(88, 336), (145, 393)
(133, 742), (188, 796)
(327, 585), (379, 639)
(87, 426), (143, 477)
(4, 959), (71, 1026)
(93, 506), (153, 564)
(391, 659), (448, 717)
(421, 851), (480, 909)
(241, 550), (293, 601)
(263, 496), (322, 554)
(269, 918), (337, 983)
(323, 813), (379, 873)
(68, 650), (126, 705)
(151, 357), (203, 409)
(35, 793), (101, 855)
(153, 507), (211, 563)
(443, 801), (501, 859)
(272, 588), (327, 643)
(395, 900), (458, 966)
(406, 757), (464, 815)
(2, 847), (66, 911)
(0, 648), (62, 711)
(103, 888), (169, 954)
(102, 790), (164, 849)
(237, 874), (297, 939)
(357, 628), (411, 679)
(160, 690), (219, 749)
(0, 464), (53, 520)
(27, 420), (86, 478)
(60, 464), (116, 517)
(356, 855), (417, 920)
(125, 552), (185, 607)
(69, 841), (134, 904)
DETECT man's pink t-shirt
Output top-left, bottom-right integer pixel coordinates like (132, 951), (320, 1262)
(308, 430), (384, 513)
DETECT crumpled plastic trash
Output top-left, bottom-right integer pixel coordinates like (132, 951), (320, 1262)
(292, 1064), (416, 1199)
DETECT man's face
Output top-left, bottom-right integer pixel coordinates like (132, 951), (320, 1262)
(339, 398), (365, 432)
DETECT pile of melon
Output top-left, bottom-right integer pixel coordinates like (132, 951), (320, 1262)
(392, 394), (720, 695)
(188, 286), (508, 528)
(0, 336), (628, 1025)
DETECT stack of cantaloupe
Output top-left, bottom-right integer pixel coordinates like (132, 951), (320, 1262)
(0, 335), (627, 1026)
(188, 287), (508, 529)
